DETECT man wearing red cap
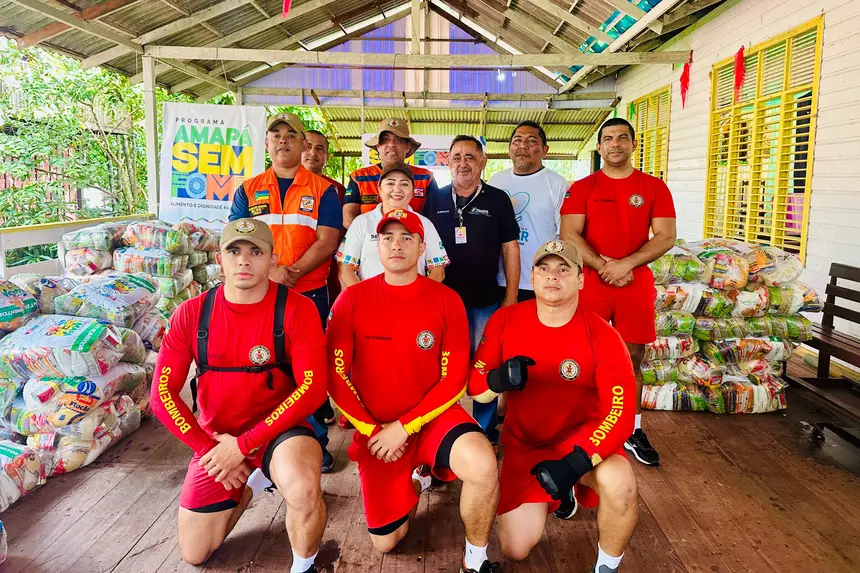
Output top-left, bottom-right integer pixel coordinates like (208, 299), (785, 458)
(468, 239), (638, 573)
(327, 209), (502, 573)
(342, 118), (439, 228)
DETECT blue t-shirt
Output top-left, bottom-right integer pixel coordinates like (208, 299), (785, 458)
(229, 178), (343, 229)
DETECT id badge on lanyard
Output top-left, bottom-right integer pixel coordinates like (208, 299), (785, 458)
(453, 183), (481, 246)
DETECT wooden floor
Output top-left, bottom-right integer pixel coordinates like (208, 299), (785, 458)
(4, 370), (860, 573)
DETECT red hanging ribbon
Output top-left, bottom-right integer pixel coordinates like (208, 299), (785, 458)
(282, 0), (292, 18)
(733, 46), (745, 102)
(680, 51), (693, 109)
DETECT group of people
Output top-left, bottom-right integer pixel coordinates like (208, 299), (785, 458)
(151, 112), (677, 573)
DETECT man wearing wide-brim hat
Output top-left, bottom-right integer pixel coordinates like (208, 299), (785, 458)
(342, 118), (440, 229)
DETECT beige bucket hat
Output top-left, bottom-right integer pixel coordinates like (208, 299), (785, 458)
(364, 118), (422, 157)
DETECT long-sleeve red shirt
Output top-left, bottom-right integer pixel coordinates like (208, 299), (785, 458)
(327, 274), (470, 436)
(151, 281), (327, 457)
(468, 301), (635, 465)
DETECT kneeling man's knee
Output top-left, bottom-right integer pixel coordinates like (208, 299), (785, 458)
(595, 457), (637, 509)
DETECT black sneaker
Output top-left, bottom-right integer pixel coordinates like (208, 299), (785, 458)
(460, 559), (502, 572)
(552, 487), (579, 520)
(321, 448), (334, 473)
(624, 429), (660, 466)
(591, 564), (619, 573)
(301, 566), (317, 573)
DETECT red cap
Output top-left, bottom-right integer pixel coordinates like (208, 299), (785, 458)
(376, 209), (425, 241)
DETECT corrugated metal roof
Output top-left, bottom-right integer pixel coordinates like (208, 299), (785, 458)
(0, 0), (703, 101)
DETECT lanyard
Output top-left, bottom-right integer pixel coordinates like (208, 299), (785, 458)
(452, 182), (482, 227)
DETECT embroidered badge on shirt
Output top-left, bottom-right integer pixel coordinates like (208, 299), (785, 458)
(559, 359), (580, 381)
(416, 330), (435, 350)
(629, 194), (644, 208)
(249, 345), (271, 365)
(300, 195), (315, 213)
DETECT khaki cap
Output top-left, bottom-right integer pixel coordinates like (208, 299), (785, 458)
(532, 240), (583, 268)
(220, 218), (274, 252)
(365, 118), (421, 157)
(266, 112), (306, 136)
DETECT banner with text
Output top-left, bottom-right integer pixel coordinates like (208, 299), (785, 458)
(159, 103), (266, 229)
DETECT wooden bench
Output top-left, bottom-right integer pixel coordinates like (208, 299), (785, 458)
(789, 263), (860, 420)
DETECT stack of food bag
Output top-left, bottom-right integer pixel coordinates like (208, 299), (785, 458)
(643, 239), (822, 414)
(173, 223), (222, 294)
(61, 223), (127, 277)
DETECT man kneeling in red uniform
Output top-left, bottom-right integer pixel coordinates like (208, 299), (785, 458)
(151, 219), (327, 573)
(469, 240), (638, 573)
(327, 209), (502, 573)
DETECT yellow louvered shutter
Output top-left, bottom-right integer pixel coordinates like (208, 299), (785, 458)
(704, 17), (822, 261)
(629, 86), (671, 181)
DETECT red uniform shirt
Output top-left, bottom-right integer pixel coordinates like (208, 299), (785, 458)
(468, 301), (636, 464)
(151, 282), (327, 457)
(561, 170), (676, 260)
(326, 274), (470, 436)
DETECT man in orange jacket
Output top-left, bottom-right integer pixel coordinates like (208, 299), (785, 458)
(229, 112), (342, 473)
(342, 118), (439, 228)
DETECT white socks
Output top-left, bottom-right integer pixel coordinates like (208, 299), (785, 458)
(290, 550), (317, 573)
(464, 539), (488, 571)
(596, 544), (623, 570)
(634, 413), (642, 431)
(412, 468), (433, 493)
(247, 468), (273, 498)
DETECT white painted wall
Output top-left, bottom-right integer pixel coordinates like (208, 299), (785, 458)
(611, 0), (860, 332)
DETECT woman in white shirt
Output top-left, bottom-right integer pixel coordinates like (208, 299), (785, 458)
(336, 163), (449, 287)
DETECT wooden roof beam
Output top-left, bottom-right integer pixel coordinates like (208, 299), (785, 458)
(242, 88), (616, 102)
(16, 0), (140, 48)
(603, 0), (646, 20)
(8, 0), (142, 52)
(145, 45), (688, 67)
(523, 0), (613, 45)
(502, 7), (582, 54)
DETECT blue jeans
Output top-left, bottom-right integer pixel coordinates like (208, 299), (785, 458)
(466, 303), (500, 444)
(301, 285), (330, 449)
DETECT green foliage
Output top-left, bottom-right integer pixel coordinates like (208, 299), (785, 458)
(0, 38), (191, 229)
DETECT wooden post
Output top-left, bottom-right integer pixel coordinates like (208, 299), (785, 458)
(411, 0), (421, 55)
(142, 56), (160, 217)
(235, 87), (244, 105)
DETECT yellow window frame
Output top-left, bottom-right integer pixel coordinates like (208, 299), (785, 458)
(629, 86), (671, 181)
(703, 16), (823, 262)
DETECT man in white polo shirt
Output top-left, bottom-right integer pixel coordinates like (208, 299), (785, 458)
(336, 162), (449, 286)
(488, 121), (569, 302)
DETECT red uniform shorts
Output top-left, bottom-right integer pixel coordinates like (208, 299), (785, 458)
(179, 424), (315, 513)
(498, 427), (628, 515)
(348, 404), (481, 534)
(579, 266), (657, 345)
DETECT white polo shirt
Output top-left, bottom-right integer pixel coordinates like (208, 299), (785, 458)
(335, 204), (450, 281)
(488, 167), (569, 290)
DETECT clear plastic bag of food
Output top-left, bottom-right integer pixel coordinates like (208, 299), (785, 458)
(0, 378), (22, 420)
(0, 440), (46, 510)
(132, 308), (170, 351)
(655, 284), (704, 313)
(732, 285), (769, 317)
(8, 274), (77, 315)
(693, 317), (749, 341)
(122, 221), (192, 254)
(64, 248), (113, 277)
(202, 279), (222, 292)
(641, 383), (709, 412)
(677, 355), (724, 386)
(749, 247), (803, 286)
(650, 246), (705, 285)
(703, 384), (726, 414)
(725, 359), (784, 378)
(118, 328), (146, 364)
(173, 223), (220, 251)
(767, 282), (822, 315)
(0, 280), (39, 330)
(53, 273), (160, 328)
(700, 336), (793, 364)
(767, 314), (812, 342)
(644, 336), (697, 362)
(655, 311), (696, 337)
(61, 222), (128, 251)
(155, 268), (193, 299)
(641, 360), (679, 386)
(156, 281), (201, 314)
(192, 264), (220, 284)
(747, 372), (789, 412)
(698, 289), (735, 318)
(113, 247), (188, 278)
(0, 315), (125, 379)
(207, 251), (218, 264)
(186, 251), (208, 268)
(15, 363), (147, 432)
(694, 248), (750, 290)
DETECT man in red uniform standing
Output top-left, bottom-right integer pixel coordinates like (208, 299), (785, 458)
(327, 209), (502, 573)
(560, 118), (677, 466)
(469, 240), (638, 573)
(151, 219), (328, 573)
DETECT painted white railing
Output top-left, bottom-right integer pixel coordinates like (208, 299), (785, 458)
(0, 214), (154, 279)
